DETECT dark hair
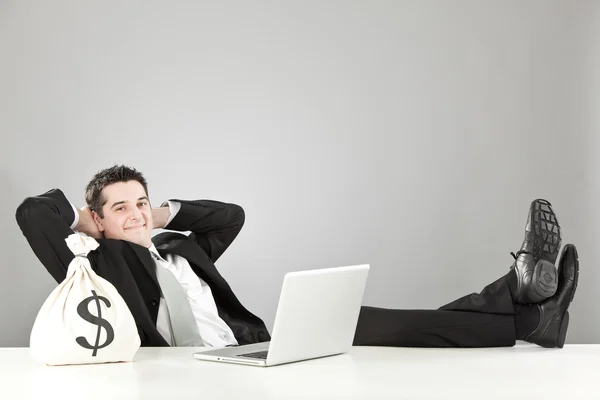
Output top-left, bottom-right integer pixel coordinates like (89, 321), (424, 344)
(85, 165), (149, 218)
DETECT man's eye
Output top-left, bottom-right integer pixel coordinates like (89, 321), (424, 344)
(139, 202), (148, 207)
(116, 207), (124, 211)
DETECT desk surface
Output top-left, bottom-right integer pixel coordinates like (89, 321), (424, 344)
(1, 344), (598, 399)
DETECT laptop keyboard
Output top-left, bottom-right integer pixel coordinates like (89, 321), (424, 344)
(238, 350), (269, 359)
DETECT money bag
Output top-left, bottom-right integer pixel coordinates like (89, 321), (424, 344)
(30, 233), (141, 365)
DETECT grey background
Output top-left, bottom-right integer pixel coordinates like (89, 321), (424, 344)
(1, 1), (597, 346)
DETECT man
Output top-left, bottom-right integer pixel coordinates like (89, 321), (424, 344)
(16, 165), (579, 349)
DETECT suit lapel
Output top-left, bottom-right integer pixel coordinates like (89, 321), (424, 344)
(126, 241), (160, 289)
(153, 232), (226, 288)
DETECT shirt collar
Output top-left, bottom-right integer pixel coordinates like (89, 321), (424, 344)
(147, 243), (164, 261)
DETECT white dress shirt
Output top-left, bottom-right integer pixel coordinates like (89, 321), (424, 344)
(70, 200), (238, 348)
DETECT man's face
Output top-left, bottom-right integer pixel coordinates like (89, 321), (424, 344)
(93, 180), (153, 248)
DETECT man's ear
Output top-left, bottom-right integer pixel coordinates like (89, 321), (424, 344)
(92, 210), (105, 232)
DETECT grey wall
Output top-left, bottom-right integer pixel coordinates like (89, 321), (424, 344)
(1, 1), (596, 346)
(581, 0), (600, 343)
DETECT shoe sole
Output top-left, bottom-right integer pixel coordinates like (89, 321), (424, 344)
(556, 244), (579, 348)
(531, 259), (558, 301)
(531, 199), (561, 264)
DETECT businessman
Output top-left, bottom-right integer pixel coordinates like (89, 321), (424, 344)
(16, 165), (579, 349)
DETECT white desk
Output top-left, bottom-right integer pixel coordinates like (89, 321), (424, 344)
(1, 345), (598, 399)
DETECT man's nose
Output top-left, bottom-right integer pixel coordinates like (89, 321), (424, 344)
(129, 207), (143, 221)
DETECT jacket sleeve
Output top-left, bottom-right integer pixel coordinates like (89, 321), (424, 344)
(15, 188), (78, 283)
(163, 199), (245, 263)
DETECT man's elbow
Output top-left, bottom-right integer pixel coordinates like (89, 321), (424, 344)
(15, 197), (45, 229)
(233, 204), (245, 228)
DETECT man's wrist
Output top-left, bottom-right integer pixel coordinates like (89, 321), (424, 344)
(152, 207), (171, 229)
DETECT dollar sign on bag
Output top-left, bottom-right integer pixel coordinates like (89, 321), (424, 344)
(75, 290), (115, 356)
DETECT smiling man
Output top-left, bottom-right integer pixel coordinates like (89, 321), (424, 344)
(17, 165), (269, 347)
(16, 165), (579, 350)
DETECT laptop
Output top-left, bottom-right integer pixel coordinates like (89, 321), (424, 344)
(193, 264), (370, 367)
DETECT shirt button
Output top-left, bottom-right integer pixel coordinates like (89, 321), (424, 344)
(151, 299), (158, 306)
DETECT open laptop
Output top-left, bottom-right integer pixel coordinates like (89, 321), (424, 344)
(193, 264), (370, 367)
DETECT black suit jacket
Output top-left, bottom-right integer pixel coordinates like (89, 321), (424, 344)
(15, 189), (270, 346)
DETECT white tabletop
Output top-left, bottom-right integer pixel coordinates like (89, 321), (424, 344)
(1, 344), (598, 399)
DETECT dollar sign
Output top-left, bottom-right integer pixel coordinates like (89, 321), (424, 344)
(75, 290), (115, 356)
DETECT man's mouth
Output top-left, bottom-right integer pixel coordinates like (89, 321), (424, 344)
(125, 224), (146, 231)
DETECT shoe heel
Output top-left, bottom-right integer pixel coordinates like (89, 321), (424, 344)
(556, 311), (570, 348)
(532, 260), (558, 300)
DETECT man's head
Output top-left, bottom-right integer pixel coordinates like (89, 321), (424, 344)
(85, 165), (153, 247)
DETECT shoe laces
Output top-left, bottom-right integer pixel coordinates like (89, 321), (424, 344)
(510, 250), (530, 260)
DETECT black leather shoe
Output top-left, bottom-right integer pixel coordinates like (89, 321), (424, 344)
(525, 244), (579, 348)
(510, 199), (561, 304)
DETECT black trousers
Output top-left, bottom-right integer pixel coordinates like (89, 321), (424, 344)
(353, 272), (517, 348)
